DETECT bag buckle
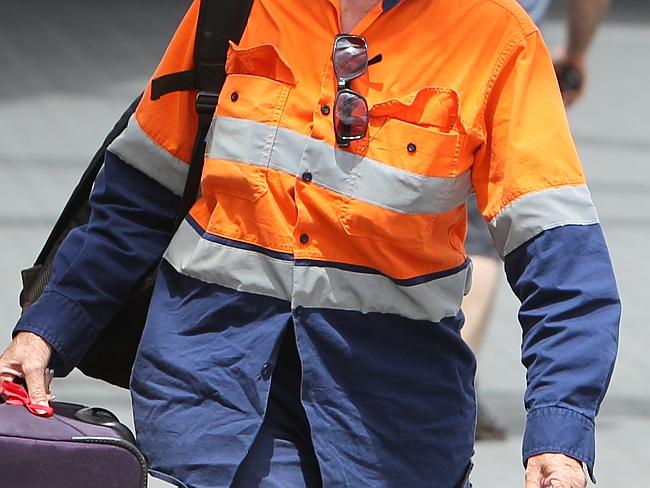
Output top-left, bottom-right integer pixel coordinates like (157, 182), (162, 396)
(195, 91), (219, 114)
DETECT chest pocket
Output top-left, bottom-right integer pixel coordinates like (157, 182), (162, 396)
(339, 87), (469, 248)
(202, 42), (296, 202)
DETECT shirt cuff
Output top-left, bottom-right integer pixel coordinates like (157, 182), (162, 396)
(523, 406), (596, 483)
(13, 290), (100, 376)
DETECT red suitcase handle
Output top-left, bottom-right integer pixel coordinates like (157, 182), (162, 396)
(0, 380), (54, 417)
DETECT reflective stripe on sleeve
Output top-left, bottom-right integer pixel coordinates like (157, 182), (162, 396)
(164, 217), (471, 322)
(207, 116), (471, 215)
(489, 184), (599, 257)
(108, 115), (189, 196)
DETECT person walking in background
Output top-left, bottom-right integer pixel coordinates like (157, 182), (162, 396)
(462, 0), (611, 441)
(1, 1), (619, 487)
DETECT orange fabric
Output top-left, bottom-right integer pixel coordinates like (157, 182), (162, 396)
(137, 0), (586, 278)
(202, 162), (467, 279)
(134, 1), (201, 165)
(472, 28), (585, 221)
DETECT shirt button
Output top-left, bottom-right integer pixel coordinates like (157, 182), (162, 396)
(260, 362), (273, 380)
(301, 171), (313, 182)
(295, 305), (304, 316)
(407, 142), (417, 153)
(299, 233), (309, 244)
(231, 91), (239, 102)
(321, 104), (331, 115)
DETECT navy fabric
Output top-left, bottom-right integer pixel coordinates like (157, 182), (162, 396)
(296, 308), (476, 488)
(131, 261), (292, 488)
(382, 0), (401, 11)
(504, 224), (620, 477)
(131, 261), (476, 488)
(15, 152), (179, 373)
(231, 327), (323, 488)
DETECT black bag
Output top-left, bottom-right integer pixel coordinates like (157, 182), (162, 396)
(18, 0), (254, 389)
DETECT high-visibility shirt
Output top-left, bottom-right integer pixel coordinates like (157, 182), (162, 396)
(16, 1), (620, 487)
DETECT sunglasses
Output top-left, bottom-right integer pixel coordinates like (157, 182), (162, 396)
(332, 35), (380, 148)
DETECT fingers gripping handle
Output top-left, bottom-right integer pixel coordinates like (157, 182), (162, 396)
(0, 379), (54, 417)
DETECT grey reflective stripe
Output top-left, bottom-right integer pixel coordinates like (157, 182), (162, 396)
(205, 114), (282, 170)
(292, 264), (470, 322)
(108, 115), (189, 196)
(207, 116), (471, 215)
(165, 219), (470, 322)
(164, 219), (293, 300)
(489, 184), (599, 257)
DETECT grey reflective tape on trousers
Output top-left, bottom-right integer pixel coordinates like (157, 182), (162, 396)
(488, 184), (599, 257)
(164, 219), (471, 322)
(206, 116), (472, 215)
(108, 115), (189, 196)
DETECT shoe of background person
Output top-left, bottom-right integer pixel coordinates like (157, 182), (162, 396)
(475, 402), (507, 441)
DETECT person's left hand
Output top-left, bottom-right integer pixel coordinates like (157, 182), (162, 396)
(525, 452), (587, 488)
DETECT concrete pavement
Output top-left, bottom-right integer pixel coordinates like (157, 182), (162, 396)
(1, 2), (648, 486)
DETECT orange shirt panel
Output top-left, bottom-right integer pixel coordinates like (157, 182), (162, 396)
(142, 0), (583, 276)
(135, 0), (200, 165)
(472, 29), (586, 220)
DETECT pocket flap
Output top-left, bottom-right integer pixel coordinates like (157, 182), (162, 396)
(226, 41), (297, 86)
(370, 87), (460, 132)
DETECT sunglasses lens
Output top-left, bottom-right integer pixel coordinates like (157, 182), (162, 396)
(333, 36), (368, 81)
(334, 90), (368, 141)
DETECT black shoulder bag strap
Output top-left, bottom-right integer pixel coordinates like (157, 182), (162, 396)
(152, 0), (254, 229)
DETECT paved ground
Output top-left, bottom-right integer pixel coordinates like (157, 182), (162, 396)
(1, 2), (648, 487)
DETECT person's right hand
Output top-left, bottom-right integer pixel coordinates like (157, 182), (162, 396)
(0, 331), (54, 410)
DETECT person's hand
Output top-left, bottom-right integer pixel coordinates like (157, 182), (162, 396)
(525, 452), (587, 488)
(0, 332), (54, 410)
(553, 50), (587, 108)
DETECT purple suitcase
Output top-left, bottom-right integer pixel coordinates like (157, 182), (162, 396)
(0, 392), (147, 488)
